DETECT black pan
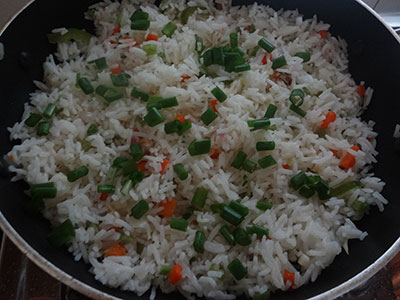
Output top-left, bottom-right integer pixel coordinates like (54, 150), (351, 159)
(1, 0), (400, 299)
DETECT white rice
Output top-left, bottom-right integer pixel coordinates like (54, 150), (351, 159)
(6, 0), (387, 298)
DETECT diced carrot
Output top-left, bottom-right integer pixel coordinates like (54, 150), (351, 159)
(145, 33), (159, 41)
(367, 137), (373, 142)
(181, 75), (191, 83)
(210, 99), (218, 112)
(104, 244), (127, 257)
(210, 149), (220, 159)
(339, 146), (359, 170)
(137, 160), (147, 172)
(160, 158), (169, 174)
(100, 193), (108, 201)
(192, 220), (198, 226)
(111, 66), (120, 74)
(122, 36), (132, 40)
(244, 26), (250, 31)
(109, 40), (117, 44)
(175, 114), (186, 124)
(168, 264), (183, 284)
(133, 128), (139, 132)
(159, 198), (177, 218)
(8, 155), (13, 160)
(357, 84), (366, 97)
(318, 30), (328, 39)
(283, 269), (295, 289)
(351, 145), (360, 151)
(330, 149), (339, 158)
(112, 27), (121, 35)
(320, 111), (337, 129)
(111, 226), (121, 232)
(282, 164), (290, 169)
(262, 53), (268, 65)
(272, 70), (279, 82)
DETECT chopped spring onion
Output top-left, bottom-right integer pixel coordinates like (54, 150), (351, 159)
(121, 159), (138, 176)
(219, 225), (235, 245)
(89, 57), (108, 70)
(289, 171), (307, 190)
(81, 139), (92, 152)
(130, 9), (149, 21)
(143, 44), (157, 55)
(231, 151), (247, 169)
(130, 143), (143, 162)
(289, 89), (305, 107)
(256, 201), (273, 211)
(294, 52), (311, 62)
(256, 141), (275, 151)
(202, 49), (213, 66)
(228, 258), (247, 280)
(97, 185), (115, 194)
(173, 163), (189, 180)
(313, 179), (331, 200)
(212, 47), (224, 66)
(110, 73), (129, 87)
(188, 139), (211, 156)
(183, 206), (194, 220)
(37, 121), (50, 136)
(67, 166), (89, 182)
(47, 28), (92, 44)
(220, 206), (244, 226)
(25, 113), (42, 127)
(193, 230), (206, 253)
(43, 103), (56, 118)
(201, 108), (218, 125)
(178, 120), (192, 135)
(95, 85), (123, 103)
(181, 6), (198, 25)
(77, 77), (94, 94)
(113, 157), (129, 168)
(191, 187), (208, 209)
(170, 218), (188, 232)
(131, 19), (150, 30)
(211, 86), (227, 103)
(120, 232), (134, 243)
(271, 55), (287, 70)
(105, 166), (118, 185)
(247, 118), (271, 131)
(131, 200), (149, 219)
(48, 219), (75, 247)
(120, 179), (133, 196)
(264, 104), (277, 119)
(162, 22), (177, 37)
(289, 103), (307, 117)
(246, 224), (269, 239)
(242, 159), (256, 173)
(87, 124), (98, 136)
(30, 182), (57, 199)
(195, 36), (204, 54)
(234, 63), (251, 72)
(159, 265), (172, 276)
(298, 184), (315, 198)
(144, 107), (165, 127)
(161, 97), (179, 108)
(230, 32), (238, 48)
(165, 120), (181, 134)
(258, 38), (275, 53)
(228, 200), (249, 217)
(331, 181), (362, 197)
(233, 227), (251, 246)
(210, 203), (225, 214)
(131, 87), (150, 101)
(258, 155), (276, 168)
(129, 170), (144, 185)
(352, 199), (369, 213)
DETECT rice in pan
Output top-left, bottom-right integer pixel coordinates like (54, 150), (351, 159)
(7, 0), (387, 298)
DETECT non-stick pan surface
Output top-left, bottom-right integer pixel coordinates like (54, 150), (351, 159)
(1, 0), (400, 299)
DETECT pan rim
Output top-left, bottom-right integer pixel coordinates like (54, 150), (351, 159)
(0, 0), (399, 299)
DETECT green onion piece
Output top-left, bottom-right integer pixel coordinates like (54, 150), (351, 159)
(87, 124), (98, 136)
(228, 200), (249, 217)
(313, 180), (331, 200)
(191, 187), (208, 209)
(230, 32), (238, 48)
(246, 24), (256, 33)
(113, 157), (129, 168)
(299, 184), (315, 198)
(121, 159), (139, 176)
(110, 73), (129, 87)
(121, 179), (133, 196)
(212, 47), (224, 66)
(201, 108), (218, 125)
(289, 103), (307, 117)
(131, 200), (149, 219)
(294, 52), (311, 62)
(289, 89), (305, 107)
(173, 163), (188, 180)
(143, 44), (157, 55)
(77, 77), (94, 94)
(177, 120), (192, 136)
(129, 170), (144, 185)
(165, 120), (180, 134)
(30, 185), (57, 199)
(228, 259), (247, 280)
(233, 227), (251, 246)
(210, 203), (225, 214)
(159, 265), (172, 276)
(183, 206), (194, 220)
(146, 101), (162, 110)
(162, 22), (177, 37)
(97, 86), (123, 103)
(161, 97), (179, 108)
(47, 28), (92, 44)
(30, 182), (54, 189)
(130, 143), (143, 162)
(271, 55), (287, 70)
(303, 87), (311, 95)
(67, 166), (89, 182)
(258, 155), (276, 168)
(247, 119), (271, 130)
(242, 159), (256, 173)
(144, 107), (165, 127)
(131, 19), (150, 31)
(256, 141), (275, 151)
(195, 35), (204, 54)
(352, 199), (369, 213)
(97, 184), (115, 194)
(264, 104), (277, 119)
(188, 139), (211, 156)
(220, 206), (244, 226)
(289, 171), (308, 190)
(181, 6), (198, 25)
(170, 218), (188, 231)
(193, 230), (206, 253)
(234, 63), (251, 72)
(105, 166), (118, 185)
(211, 86), (227, 103)
(25, 113), (42, 127)
(120, 232), (134, 243)
(256, 201), (273, 211)
(330, 181), (361, 197)
(247, 225), (269, 239)
(37, 121), (51, 136)
(202, 49), (213, 66)
(95, 84), (108, 96)
(131, 87), (150, 101)
(89, 57), (108, 70)
(48, 219), (75, 247)
(130, 9), (149, 21)
(258, 38), (275, 53)
(231, 151), (247, 169)
(219, 225), (235, 245)
(253, 291), (271, 300)
(43, 103), (56, 118)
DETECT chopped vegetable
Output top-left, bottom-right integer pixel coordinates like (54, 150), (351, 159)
(258, 155), (276, 168)
(181, 75), (191, 82)
(210, 149), (220, 159)
(97, 184), (115, 194)
(258, 38), (275, 53)
(188, 139), (211, 156)
(339, 146), (359, 170)
(87, 124), (98, 135)
(173, 163), (188, 180)
(193, 230), (206, 253)
(95, 85), (123, 103)
(294, 52), (311, 62)
(162, 22), (177, 37)
(289, 104), (307, 117)
(67, 166), (89, 182)
(48, 219), (75, 247)
(234, 63), (251, 72)
(202, 49), (213, 66)
(30, 182), (57, 199)
(264, 104), (277, 119)
(242, 159), (257, 173)
(143, 44), (157, 55)
(37, 121), (51, 136)
(131, 200), (149, 219)
(25, 113), (42, 127)
(121, 159), (138, 176)
(110, 66), (120, 74)
(289, 171), (308, 190)
(256, 141), (275, 151)
(220, 206), (244, 226)
(212, 47), (224, 66)
(352, 199), (369, 213)
(183, 206), (194, 220)
(230, 32), (238, 48)
(357, 84), (366, 96)
(283, 269), (295, 288)
(160, 265), (172, 276)
(191, 187), (208, 209)
(271, 56), (287, 69)
(210, 203), (225, 214)
(228, 200), (249, 217)
(289, 89), (305, 107)
(256, 200), (273, 211)
(89, 57), (108, 70)
(320, 111), (336, 129)
(211, 86), (227, 102)
(246, 224), (269, 239)
(77, 76), (94, 94)
(210, 99), (218, 112)
(170, 218), (188, 231)
(47, 28), (92, 44)
(130, 9), (149, 21)
(120, 232), (134, 243)
(130, 143), (143, 161)
(160, 158), (169, 174)
(219, 225), (235, 245)
(298, 184), (315, 198)
(144, 107), (165, 127)
(331, 181), (361, 197)
(43, 103), (56, 119)
(129, 170), (144, 185)
(168, 264), (183, 284)
(195, 36), (204, 54)
(228, 259), (247, 280)
(247, 118), (271, 131)
(120, 179), (133, 196)
(145, 33), (159, 41)
(131, 87), (150, 101)
(159, 198), (177, 218)
(110, 73), (129, 87)
(181, 6), (198, 24)
(165, 120), (181, 134)
(233, 227), (251, 246)
(201, 108), (218, 125)
(104, 243), (127, 257)
(318, 30), (328, 39)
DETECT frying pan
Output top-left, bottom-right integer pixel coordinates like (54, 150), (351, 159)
(0, 0), (400, 299)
